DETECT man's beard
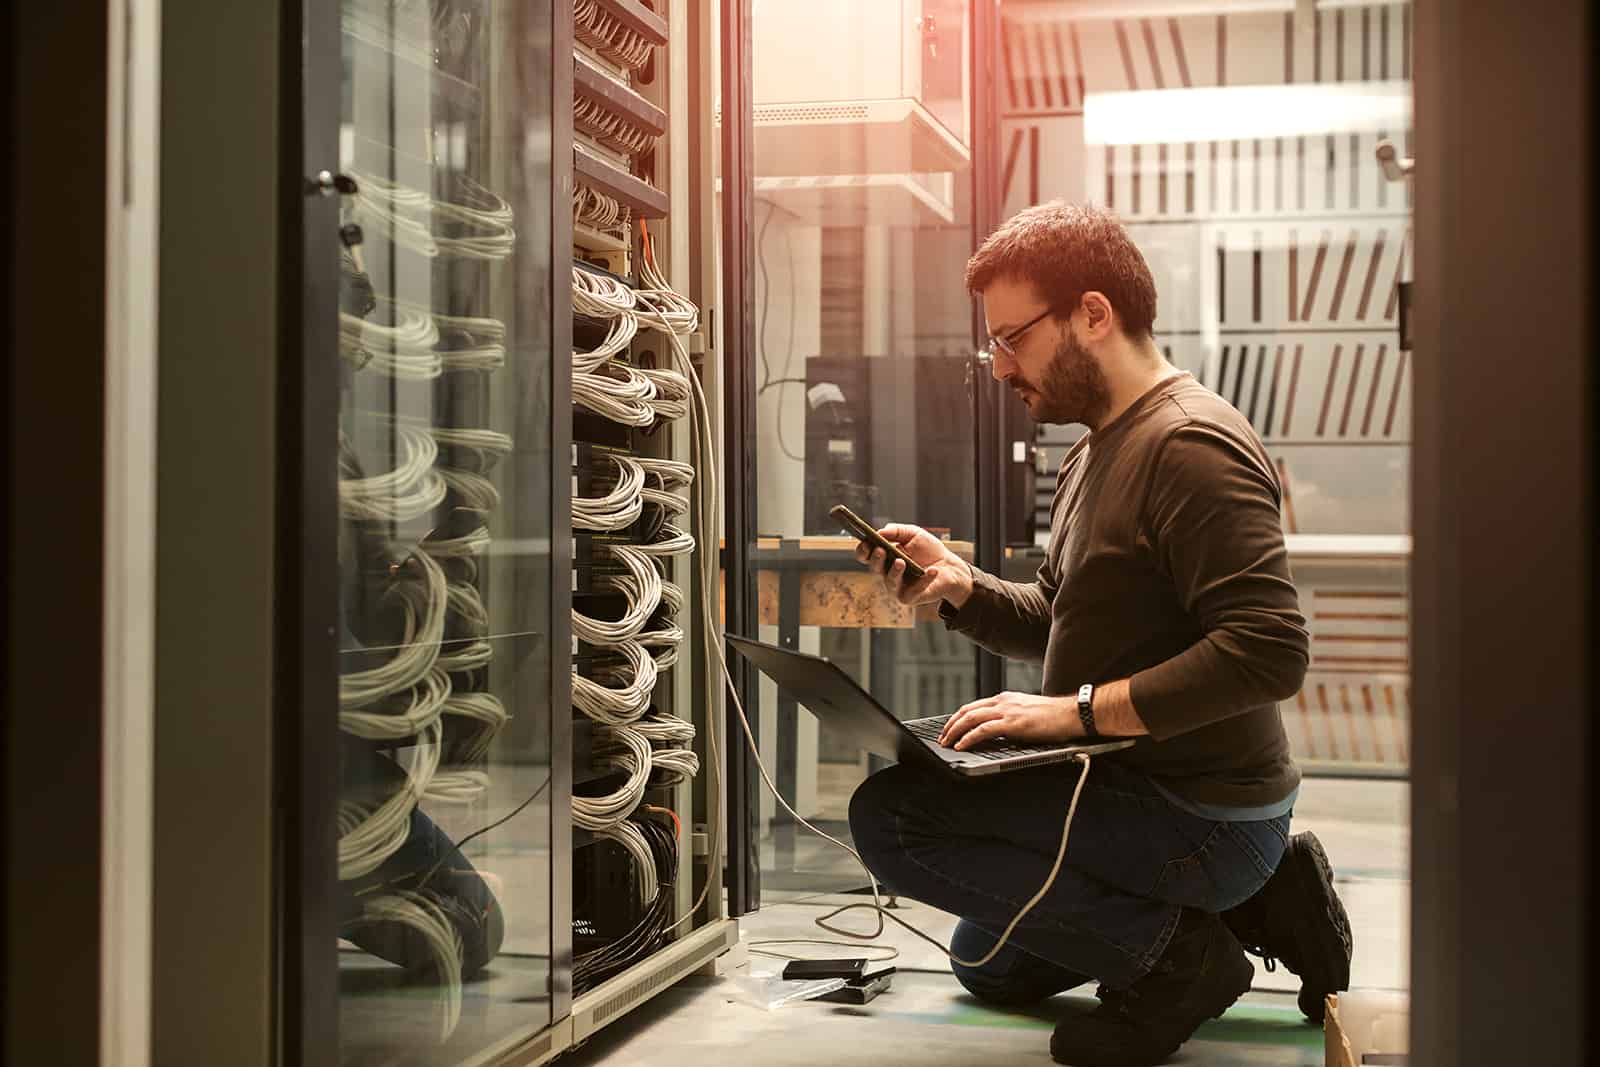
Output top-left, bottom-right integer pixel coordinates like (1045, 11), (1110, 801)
(1013, 328), (1111, 426)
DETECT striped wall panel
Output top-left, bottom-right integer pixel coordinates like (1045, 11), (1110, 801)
(1001, 3), (1412, 108)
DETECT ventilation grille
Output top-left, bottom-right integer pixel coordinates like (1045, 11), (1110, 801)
(754, 102), (871, 124)
(586, 929), (729, 1030)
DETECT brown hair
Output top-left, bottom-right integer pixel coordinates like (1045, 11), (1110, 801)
(964, 201), (1157, 339)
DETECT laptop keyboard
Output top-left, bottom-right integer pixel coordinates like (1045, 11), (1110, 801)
(903, 715), (1048, 761)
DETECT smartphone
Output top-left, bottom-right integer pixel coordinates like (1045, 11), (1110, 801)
(830, 504), (927, 582)
(781, 957), (868, 981)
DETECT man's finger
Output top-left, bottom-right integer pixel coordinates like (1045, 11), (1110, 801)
(878, 524), (918, 546)
(854, 542), (870, 564)
(954, 716), (1008, 751)
(943, 707), (1000, 746)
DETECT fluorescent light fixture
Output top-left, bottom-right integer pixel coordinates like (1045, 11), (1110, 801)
(1083, 82), (1412, 145)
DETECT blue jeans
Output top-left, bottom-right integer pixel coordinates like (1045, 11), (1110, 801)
(847, 759), (1290, 997)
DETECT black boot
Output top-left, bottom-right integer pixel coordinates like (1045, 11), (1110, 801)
(1049, 909), (1253, 1067)
(1221, 831), (1352, 1022)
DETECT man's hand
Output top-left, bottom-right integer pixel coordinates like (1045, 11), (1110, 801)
(853, 522), (975, 610)
(939, 692), (1081, 750)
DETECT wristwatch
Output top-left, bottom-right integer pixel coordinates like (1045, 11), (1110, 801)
(1077, 683), (1098, 738)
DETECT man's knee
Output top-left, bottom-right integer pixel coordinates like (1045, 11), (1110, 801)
(846, 763), (909, 860)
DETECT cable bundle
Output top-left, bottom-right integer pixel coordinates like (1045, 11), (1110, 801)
(572, 638), (657, 725)
(634, 711), (699, 786)
(338, 427), (449, 523)
(637, 579), (684, 670)
(339, 306), (443, 380)
(440, 692), (510, 763)
(345, 889), (464, 1039)
(574, 724), (652, 829)
(573, 0), (656, 72)
(347, 170), (515, 261)
(574, 94), (657, 158)
(572, 814), (677, 993)
(434, 309), (508, 373)
(573, 453), (646, 532)
(574, 361), (658, 426)
(572, 543), (662, 645)
(340, 299), (507, 379)
(574, 182), (632, 241)
(639, 367), (690, 421)
(339, 550), (448, 707)
(338, 719), (443, 880)
(340, 666), (452, 741)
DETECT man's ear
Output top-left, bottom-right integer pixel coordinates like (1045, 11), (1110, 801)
(1081, 291), (1115, 339)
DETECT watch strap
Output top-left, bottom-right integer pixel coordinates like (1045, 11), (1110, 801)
(1077, 683), (1098, 737)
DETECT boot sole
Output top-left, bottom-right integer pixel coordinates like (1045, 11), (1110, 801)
(1285, 833), (1353, 1020)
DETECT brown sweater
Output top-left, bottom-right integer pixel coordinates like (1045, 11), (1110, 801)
(944, 373), (1307, 808)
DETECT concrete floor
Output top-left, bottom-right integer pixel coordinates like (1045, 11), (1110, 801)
(557, 777), (1408, 1066)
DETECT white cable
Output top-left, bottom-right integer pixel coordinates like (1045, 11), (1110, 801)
(573, 182), (633, 241)
(446, 581), (490, 637)
(572, 639), (657, 725)
(435, 639), (493, 673)
(338, 426), (448, 523)
(574, 0), (655, 71)
(572, 543), (662, 645)
(639, 367), (691, 422)
(348, 169), (439, 258)
(633, 522), (694, 558)
(572, 265), (637, 318)
(348, 170), (515, 261)
(633, 710), (694, 744)
(424, 770), (492, 805)
(574, 313), (639, 373)
(574, 95), (656, 158)
(574, 724), (652, 830)
(441, 692), (510, 762)
(348, 890), (463, 1040)
(338, 719), (442, 880)
(340, 666), (452, 741)
(428, 426), (514, 474)
(340, 307), (443, 380)
(437, 468), (501, 513)
(434, 309), (507, 373)
(423, 525), (491, 559)
(339, 550), (447, 707)
(574, 362), (658, 426)
(573, 453), (645, 532)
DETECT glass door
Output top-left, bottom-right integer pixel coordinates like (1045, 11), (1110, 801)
(320, 0), (561, 1059)
(744, 0), (983, 894)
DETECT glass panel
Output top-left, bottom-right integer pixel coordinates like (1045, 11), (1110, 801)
(999, 0), (1411, 996)
(749, 0), (977, 895)
(333, 0), (555, 1057)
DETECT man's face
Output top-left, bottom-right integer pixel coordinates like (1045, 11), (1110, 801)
(981, 277), (1110, 426)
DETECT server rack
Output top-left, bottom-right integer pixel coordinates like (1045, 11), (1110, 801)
(292, 1), (737, 1063)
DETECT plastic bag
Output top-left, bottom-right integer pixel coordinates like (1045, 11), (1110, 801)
(728, 972), (848, 1010)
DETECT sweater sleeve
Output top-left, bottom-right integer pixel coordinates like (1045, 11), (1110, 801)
(1128, 426), (1310, 740)
(939, 556), (1057, 663)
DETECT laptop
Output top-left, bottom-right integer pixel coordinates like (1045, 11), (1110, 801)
(726, 635), (1135, 780)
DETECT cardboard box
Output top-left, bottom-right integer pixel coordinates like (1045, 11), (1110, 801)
(1325, 991), (1409, 1067)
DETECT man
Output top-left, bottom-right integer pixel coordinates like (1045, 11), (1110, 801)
(847, 202), (1352, 1067)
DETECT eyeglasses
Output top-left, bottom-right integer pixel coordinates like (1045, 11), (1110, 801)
(979, 308), (1053, 364)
